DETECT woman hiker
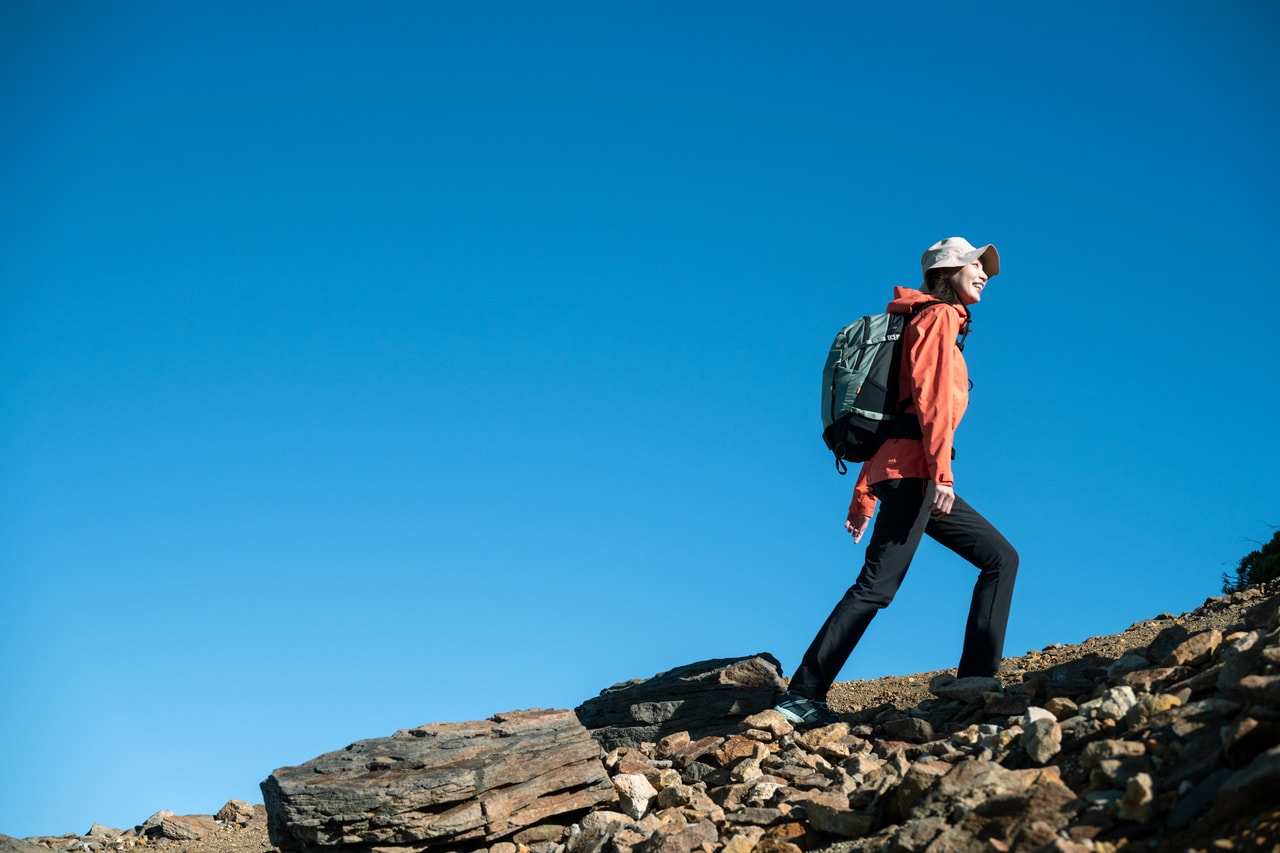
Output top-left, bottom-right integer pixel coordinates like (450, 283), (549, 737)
(774, 236), (1020, 728)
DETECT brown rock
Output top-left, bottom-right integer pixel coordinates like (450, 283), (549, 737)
(894, 760), (950, 819)
(739, 709), (793, 741)
(1245, 594), (1280, 629)
(723, 808), (786, 827)
(214, 800), (259, 826)
(261, 709), (615, 852)
(1119, 666), (1193, 694)
(1161, 629), (1223, 667)
(512, 825), (567, 845)
(803, 793), (874, 838)
(753, 837), (802, 853)
(157, 815), (217, 841)
(654, 732), (690, 758)
(1213, 745), (1280, 818)
(712, 735), (761, 767)
(1117, 772), (1155, 822)
(0, 836), (51, 853)
(875, 717), (935, 744)
(1222, 716), (1280, 768)
(666, 735), (724, 769)
(1238, 673), (1280, 706)
(1024, 717), (1063, 765)
(1080, 738), (1146, 771)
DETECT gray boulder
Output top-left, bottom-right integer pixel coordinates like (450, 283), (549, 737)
(0, 837), (49, 853)
(261, 708), (615, 853)
(573, 654), (786, 751)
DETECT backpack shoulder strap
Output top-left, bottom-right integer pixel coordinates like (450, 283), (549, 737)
(907, 299), (947, 319)
(907, 299), (970, 350)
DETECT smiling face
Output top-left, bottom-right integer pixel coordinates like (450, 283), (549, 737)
(948, 261), (989, 305)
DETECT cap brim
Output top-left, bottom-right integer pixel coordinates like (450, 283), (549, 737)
(977, 244), (1000, 277)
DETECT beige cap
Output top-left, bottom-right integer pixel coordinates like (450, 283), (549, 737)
(921, 237), (1000, 278)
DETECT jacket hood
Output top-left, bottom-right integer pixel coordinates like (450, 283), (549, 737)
(885, 286), (962, 315)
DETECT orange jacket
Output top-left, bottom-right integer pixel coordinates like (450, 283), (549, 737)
(850, 287), (970, 518)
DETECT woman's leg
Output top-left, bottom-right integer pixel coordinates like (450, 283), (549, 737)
(788, 479), (932, 700)
(924, 496), (1019, 678)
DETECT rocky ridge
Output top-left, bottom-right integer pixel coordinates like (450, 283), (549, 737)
(8, 584), (1280, 853)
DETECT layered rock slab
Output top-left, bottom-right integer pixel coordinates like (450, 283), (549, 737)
(574, 654), (786, 751)
(261, 709), (614, 853)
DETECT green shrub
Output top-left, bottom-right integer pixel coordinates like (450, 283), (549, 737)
(1222, 527), (1280, 593)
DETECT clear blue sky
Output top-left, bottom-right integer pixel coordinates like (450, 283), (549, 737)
(3, 0), (1277, 839)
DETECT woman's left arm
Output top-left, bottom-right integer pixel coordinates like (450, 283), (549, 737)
(846, 462), (876, 541)
(904, 306), (965, 491)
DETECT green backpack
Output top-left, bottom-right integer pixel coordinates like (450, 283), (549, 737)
(820, 301), (943, 474)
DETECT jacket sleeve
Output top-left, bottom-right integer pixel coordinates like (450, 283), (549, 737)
(849, 461), (877, 518)
(903, 306), (963, 487)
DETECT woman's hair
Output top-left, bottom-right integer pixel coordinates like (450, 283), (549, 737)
(922, 266), (962, 304)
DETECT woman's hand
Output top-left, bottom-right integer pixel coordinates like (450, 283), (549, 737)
(845, 513), (872, 543)
(931, 484), (956, 518)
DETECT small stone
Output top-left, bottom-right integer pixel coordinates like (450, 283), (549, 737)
(1079, 686), (1138, 723)
(1080, 739), (1146, 771)
(580, 811), (631, 835)
(721, 836), (757, 853)
(713, 735), (761, 767)
(613, 773), (658, 819)
(1107, 654), (1152, 678)
(1125, 692), (1183, 728)
(1023, 706), (1056, 725)
(724, 807), (786, 827)
(754, 837), (803, 853)
(1044, 697), (1078, 720)
(512, 825), (567, 845)
(1118, 772), (1155, 822)
(730, 757), (764, 783)
(644, 767), (681, 791)
(655, 732), (691, 758)
(1024, 717), (1063, 765)
(795, 722), (850, 751)
(740, 709), (793, 739)
(655, 784), (693, 809)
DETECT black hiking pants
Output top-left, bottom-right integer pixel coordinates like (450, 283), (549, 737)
(789, 478), (1019, 701)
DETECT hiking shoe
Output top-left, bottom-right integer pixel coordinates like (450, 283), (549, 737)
(773, 691), (840, 727)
